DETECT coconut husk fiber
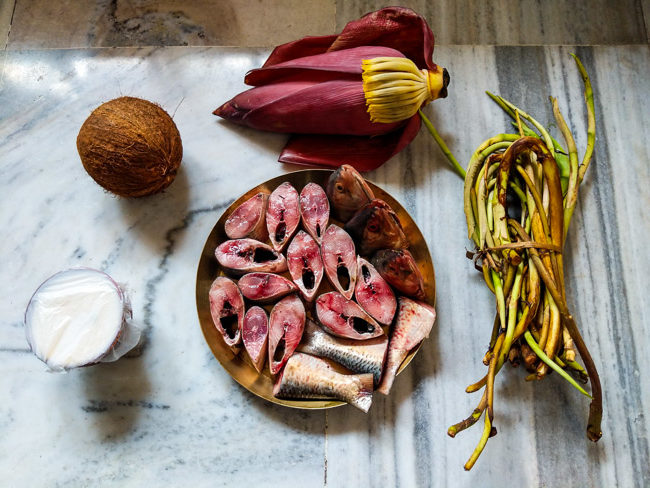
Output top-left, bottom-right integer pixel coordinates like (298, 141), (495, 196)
(77, 96), (183, 197)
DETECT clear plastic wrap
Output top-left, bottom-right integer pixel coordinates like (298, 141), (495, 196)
(25, 268), (142, 371)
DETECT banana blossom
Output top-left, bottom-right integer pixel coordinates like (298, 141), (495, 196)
(214, 7), (449, 171)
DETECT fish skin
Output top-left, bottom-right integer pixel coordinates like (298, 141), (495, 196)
(268, 295), (306, 374)
(208, 277), (245, 348)
(354, 256), (396, 326)
(215, 238), (287, 274)
(242, 306), (269, 373)
(267, 182), (300, 252)
(371, 248), (426, 300)
(224, 192), (269, 241)
(273, 352), (374, 412)
(297, 320), (388, 385)
(237, 272), (297, 303)
(326, 164), (375, 222)
(299, 183), (330, 244)
(377, 297), (436, 395)
(321, 224), (357, 300)
(345, 199), (408, 255)
(286, 231), (324, 302)
(315, 291), (383, 340)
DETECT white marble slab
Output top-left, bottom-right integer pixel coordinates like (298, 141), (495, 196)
(0, 45), (649, 487)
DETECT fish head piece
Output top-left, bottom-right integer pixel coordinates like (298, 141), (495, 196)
(327, 165), (375, 219)
(372, 249), (425, 299)
(347, 199), (408, 255)
(390, 251), (421, 287)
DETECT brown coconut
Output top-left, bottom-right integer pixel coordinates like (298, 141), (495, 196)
(77, 96), (182, 197)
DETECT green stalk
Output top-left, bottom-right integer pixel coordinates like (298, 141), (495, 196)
(512, 122), (570, 191)
(492, 271), (506, 332)
(550, 96), (579, 235)
(418, 109), (466, 179)
(498, 262), (525, 369)
(464, 413), (492, 471)
(567, 360), (587, 374)
(570, 53), (596, 183)
(497, 96), (557, 162)
(515, 166), (552, 242)
(464, 135), (518, 240)
(509, 181), (528, 208)
(524, 331), (591, 397)
(486, 90), (533, 133)
(477, 169), (491, 249)
(448, 391), (487, 437)
(487, 188), (495, 232)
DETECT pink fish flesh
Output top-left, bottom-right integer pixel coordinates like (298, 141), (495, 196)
(268, 295), (306, 374)
(208, 277), (245, 348)
(377, 297), (436, 395)
(224, 192), (269, 241)
(344, 199), (408, 256)
(321, 224), (357, 300)
(326, 164), (375, 222)
(267, 182), (300, 251)
(354, 256), (396, 326)
(273, 352), (374, 412)
(371, 248), (426, 300)
(297, 320), (388, 385)
(242, 306), (269, 373)
(315, 292), (383, 340)
(299, 183), (329, 244)
(215, 239), (287, 274)
(237, 272), (297, 303)
(286, 231), (324, 302)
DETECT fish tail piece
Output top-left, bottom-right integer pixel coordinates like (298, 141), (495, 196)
(376, 367), (396, 395)
(349, 373), (374, 413)
(376, 349), (407, 395)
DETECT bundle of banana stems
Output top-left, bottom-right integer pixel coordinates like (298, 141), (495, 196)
(420, 54), (602, 470)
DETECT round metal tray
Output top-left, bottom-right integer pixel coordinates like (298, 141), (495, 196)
(196, 169), (436, 409)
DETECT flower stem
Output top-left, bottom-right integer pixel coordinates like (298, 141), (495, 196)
(418, 109), (466, 179)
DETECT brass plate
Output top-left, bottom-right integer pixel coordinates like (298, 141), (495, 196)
(196, 169), (436, 410)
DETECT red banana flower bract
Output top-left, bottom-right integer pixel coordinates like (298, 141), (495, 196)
(214, 7), (445, 172)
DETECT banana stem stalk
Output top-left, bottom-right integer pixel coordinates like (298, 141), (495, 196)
(418, 109), (466, 179)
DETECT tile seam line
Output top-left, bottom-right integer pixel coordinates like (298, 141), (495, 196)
(3, 43), (650, 53)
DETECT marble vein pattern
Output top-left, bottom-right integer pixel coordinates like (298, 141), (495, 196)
(0, 45), (649, 487)
(7, 0), (336, 49)
(337, 0), (650, 45)
(5, 0), (650, 49)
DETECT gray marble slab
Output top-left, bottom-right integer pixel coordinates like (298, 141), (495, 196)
(336, 0), (650, 45)
(6, 0), (336, 49)
(4, 0), (649, 49)
(641, 0), (650, 42)
(1, 45), (649, 487)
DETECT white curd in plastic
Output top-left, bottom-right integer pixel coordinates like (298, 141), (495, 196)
(25, 268), (126, 369)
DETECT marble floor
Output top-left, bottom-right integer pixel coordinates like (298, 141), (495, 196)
(1, 2), (649, 488)
(1, 0), (649, 50)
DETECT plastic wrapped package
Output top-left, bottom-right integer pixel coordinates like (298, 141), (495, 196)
(24, 268), (142, 371)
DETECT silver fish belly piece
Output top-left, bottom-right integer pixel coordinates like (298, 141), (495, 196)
(273, 352), (374, 412)
(297, 320), (388, 385)
(377, 297), (436, 395)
